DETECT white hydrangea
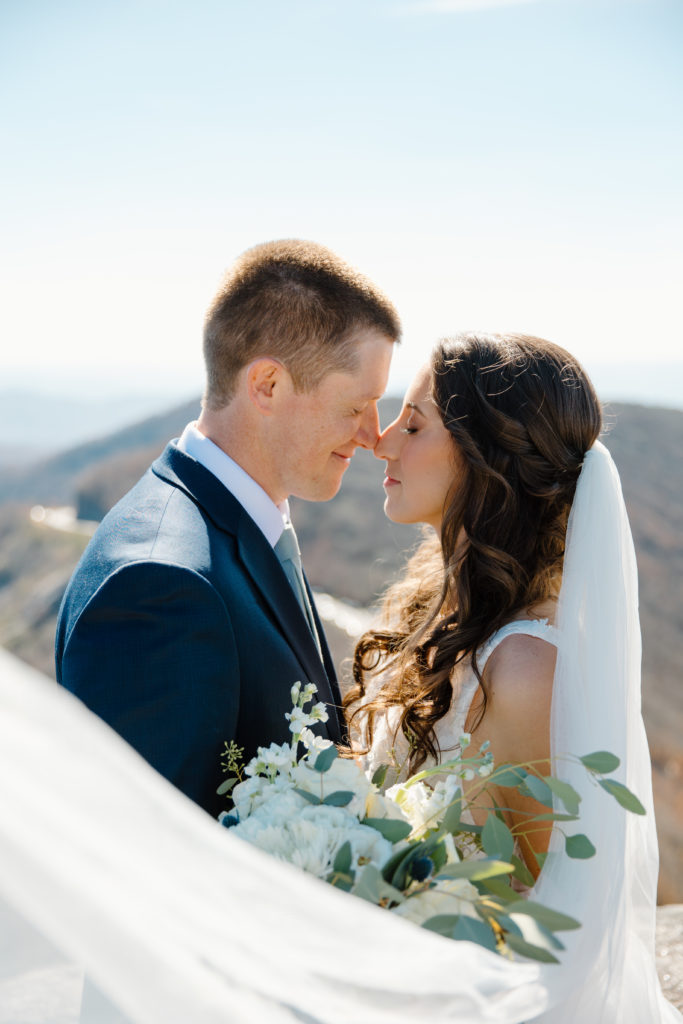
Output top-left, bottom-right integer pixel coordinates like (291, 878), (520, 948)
(292, 757), (376, 819)
(232, 773), (302, 819)
(232, 803), (393, 879)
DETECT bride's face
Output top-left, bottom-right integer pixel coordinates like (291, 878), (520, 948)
(374, 364), (462, 533)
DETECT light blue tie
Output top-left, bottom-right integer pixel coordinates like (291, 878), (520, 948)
(274, 523), (322, 656)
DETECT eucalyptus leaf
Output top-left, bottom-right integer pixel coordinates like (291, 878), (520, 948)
(390, 846), (423, 890)
(521, 775), (554, 807)
(598, 778), (646, 815)
(511, 854), (536, 889)
(293, 787), (321, 805)
(431, 839), (448, 875)
(322, 790), (354, 807)
(456, 821), (483, 836)
(452, 916), (498, 952)
(441, 795), (462, 834)
(314, 746), (339, 773)
(381, 842), (419, 884)
(436, 859), (514, 882)
(543, 777), (581, 815)
(216, 777), (237, 796)
(506, 899), (581, 932)
(352, 864), (405, 906)
(333, 841), (352, 874)
(482, 814), (514, 861)
(565, 833), (597, 859)
(477, 877), (518, 902)
(579, 751), (621, 774)
(422, 914), (461, 937)
(509, 914), (565, 952)
(362, 817), (412, 843)
(371, 763), (388, 788)
(529, 812), (579, 822)
(489, 913), (523, 938)
(491, 764), (528, 788)
(505, 933), (560, 964)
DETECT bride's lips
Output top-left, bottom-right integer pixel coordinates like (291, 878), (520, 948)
(383, 474), (400, 488)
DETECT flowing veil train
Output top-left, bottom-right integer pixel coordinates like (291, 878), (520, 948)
(0, 443), (679, 1023)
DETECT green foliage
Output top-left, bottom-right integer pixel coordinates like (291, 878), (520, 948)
(564, 833), (597, 859)
(333, 841), (352, 874)
(506, 900), (581, 932)
(362, 817), (413, 843)
(482, 815), (514, 862)
(322, 790), (355, 807)
(352, 865), (405, 905)
(579, 751), (621, 774)
(598, 778), (646, 814)
(313, 746), (338, 773)
(436, 859), (514, 882)
(543, 777), (581, 816)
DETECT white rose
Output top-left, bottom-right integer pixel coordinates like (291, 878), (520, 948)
(391, 877), (479, 924)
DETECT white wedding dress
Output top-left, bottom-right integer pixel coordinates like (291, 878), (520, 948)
(0, 442), (679, 1023)
(363, 617), (559, 787)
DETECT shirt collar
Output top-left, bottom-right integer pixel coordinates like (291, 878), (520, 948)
(177, 422), (288, 547)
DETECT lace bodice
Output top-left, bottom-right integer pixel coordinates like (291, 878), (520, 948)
(362, 618), (559, 786)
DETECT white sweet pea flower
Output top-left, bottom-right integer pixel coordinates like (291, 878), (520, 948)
(301, 682), (317, 703)
(299, 728), (334, 754)
(459, 732), (471, 749)
(391, 877), (479, 924)
(258, 741), (294, 775)
(478, 763), (494, 778)
(290, 681), (302, 705)
(309, 701), (329, 723)
(462, 769), (475, 781)
(286, 706), (314, 734)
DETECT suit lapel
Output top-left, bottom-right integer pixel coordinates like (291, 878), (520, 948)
(153, 443), (343, 744)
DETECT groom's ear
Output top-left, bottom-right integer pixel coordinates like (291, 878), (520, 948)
(245, 358), (289, 416)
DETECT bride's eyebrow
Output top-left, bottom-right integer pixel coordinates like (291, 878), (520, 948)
(406, 401), (426, 415)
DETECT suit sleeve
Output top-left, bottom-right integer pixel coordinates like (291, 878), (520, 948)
(60, 560), (238, 815)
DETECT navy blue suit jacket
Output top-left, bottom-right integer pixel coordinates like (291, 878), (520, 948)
(55, 442), (343, 818)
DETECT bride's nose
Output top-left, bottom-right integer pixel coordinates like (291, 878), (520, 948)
(374, 419), (400, 461)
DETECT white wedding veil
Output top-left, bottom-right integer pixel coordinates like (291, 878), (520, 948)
(0, 442), (679, 1023)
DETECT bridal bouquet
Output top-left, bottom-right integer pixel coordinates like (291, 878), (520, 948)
(218, 682), (644, 963)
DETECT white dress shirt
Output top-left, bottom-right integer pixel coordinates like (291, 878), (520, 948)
(176, 422), (289, 547)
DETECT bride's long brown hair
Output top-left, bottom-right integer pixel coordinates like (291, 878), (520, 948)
(344, 333), (602, 774)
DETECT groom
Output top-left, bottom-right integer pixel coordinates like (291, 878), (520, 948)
(56, 239), (399, 817)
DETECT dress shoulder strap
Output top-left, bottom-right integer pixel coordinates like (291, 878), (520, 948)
(478, 618), (559, 673)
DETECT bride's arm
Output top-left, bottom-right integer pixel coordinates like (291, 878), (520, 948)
(464, 634), (556, 879)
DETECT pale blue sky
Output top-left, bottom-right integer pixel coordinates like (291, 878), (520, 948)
(2, 0), (681, 404)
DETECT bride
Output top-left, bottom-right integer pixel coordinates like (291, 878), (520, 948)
(0, 333), (679, 1023)
(345, 332), (680, 1019)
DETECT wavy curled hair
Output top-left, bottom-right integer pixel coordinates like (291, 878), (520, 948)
(344, 333), (602, 774)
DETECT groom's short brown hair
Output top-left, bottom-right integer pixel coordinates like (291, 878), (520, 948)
(202, 239), (401, 409)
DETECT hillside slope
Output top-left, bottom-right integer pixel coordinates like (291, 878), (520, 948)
(0, 397), (680, 899)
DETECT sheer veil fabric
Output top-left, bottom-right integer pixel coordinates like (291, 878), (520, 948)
(0, 442), (679, 1023)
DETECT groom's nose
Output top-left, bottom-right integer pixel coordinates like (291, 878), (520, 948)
(354, 403), (381, 449)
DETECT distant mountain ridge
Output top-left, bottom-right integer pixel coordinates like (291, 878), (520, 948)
(0, 395), (680, 902)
